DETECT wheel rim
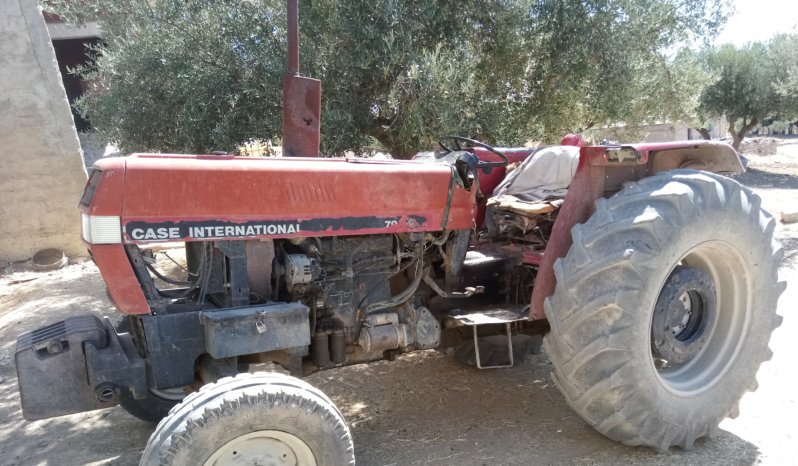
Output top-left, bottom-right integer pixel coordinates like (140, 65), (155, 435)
(204, 430), (316, 466)
(651, 265), (717, 367)
(651, 240), (751, 396)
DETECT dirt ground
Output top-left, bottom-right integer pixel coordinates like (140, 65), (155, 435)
(1, 137), (797, 466)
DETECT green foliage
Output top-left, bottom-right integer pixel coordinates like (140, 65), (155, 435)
(698, 34), (798, 150)
(49, 0), (288, 153)
(50, 0), (730, 157)
(769, 34), (798, 115)
(521, 0), (729, 138)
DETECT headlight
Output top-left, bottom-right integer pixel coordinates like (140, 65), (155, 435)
(81, 213), (122, 244)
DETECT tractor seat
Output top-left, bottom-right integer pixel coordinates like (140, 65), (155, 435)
(490, 145), (580, 203)
(484, 145), (580, 242)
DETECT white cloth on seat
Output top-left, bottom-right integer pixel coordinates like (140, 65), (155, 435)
(491, 145), (580, 202)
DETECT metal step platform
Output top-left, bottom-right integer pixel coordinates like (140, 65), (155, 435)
(445, 305), (529, 369)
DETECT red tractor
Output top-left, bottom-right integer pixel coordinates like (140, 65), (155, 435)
(15, 4), (782, 465)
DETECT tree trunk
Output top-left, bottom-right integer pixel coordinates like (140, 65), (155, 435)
(728, 116), (759, 152)
(696, 128), (711, 140)
(731, 134), (743, 152)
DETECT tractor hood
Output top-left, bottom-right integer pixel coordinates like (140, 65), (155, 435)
(82, 154), (477, 245)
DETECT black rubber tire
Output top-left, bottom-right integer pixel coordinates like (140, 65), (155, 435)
(544, 170), (784, 452)
(119, 389), (181, 424)
(139, 372), (354, 466)
(113, 316), (183, 424)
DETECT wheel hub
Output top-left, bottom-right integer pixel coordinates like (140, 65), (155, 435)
(651, 266), (717, 367)
(204, 430), (317, 466)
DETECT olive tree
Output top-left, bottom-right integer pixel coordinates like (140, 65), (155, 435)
(699, 35), (798, 150)
(770, 34), (798, 123)
(50, 0), (731, 157)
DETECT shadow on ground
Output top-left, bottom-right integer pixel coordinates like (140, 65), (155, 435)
(318, 352), (762, 466)
(737, 168), (798, 190)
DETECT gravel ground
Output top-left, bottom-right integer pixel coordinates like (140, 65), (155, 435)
(0, 137), (796, 466)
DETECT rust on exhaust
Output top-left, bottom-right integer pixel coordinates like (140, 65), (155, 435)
(282, 0), (321, 157)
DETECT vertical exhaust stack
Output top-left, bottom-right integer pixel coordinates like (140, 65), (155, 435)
(282, 0), (321, 157)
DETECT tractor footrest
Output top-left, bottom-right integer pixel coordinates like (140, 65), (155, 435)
(445, 306), (528, 369)
(446, 306), (529, 327)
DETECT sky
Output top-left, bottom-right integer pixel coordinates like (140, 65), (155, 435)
(714, 0), (798, 45)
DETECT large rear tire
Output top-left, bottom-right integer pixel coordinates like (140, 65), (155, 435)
(139, 372), (354, 466)
(544, 170), (784, 451)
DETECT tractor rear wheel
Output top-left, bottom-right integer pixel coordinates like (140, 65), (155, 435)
(139, 372), (354, 466)
(544, 170), (783, 451)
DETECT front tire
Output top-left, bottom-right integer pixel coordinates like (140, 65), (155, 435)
(544, 170), (784, 451)
(140, 372), (354, 466)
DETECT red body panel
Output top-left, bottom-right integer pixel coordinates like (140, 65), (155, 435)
(84, 157), (126, 216)
(529, 147), (607, 320)
(81, 158), (151, 314)
(92, 155), (477, 243)
(91, 244), (151, 314)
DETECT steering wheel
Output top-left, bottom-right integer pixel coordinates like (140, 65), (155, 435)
(438, 136), (509, 168)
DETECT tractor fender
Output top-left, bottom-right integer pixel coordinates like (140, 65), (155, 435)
(529, 140), (743, 320)
(642, 140), (744, 175)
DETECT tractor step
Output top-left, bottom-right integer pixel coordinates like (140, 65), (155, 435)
(445, 305), (529, 327)
(445, 305), (529, 369)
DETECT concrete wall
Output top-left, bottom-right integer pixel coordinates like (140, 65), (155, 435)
(0, 0), (88, 263)
(641, 123), (691, 143)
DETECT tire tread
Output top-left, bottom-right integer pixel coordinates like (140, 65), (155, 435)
(543, 169), (783, 450)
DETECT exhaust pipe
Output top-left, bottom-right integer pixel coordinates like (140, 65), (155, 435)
(281, 0), (321, 157)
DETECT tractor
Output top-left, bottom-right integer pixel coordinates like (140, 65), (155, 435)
(14, 2), (782, 465)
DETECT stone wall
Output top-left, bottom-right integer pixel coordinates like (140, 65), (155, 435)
(0, 0), (88, 263)
(740, 137), (779, 156)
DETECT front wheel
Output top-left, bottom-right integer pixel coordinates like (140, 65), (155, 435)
(544, 170), (784, 451)
(140, 372), (354, 466)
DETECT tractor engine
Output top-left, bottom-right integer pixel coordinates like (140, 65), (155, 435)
(137, 232), (447, 372)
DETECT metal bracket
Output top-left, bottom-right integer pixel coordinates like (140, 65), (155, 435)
(473, 322), (514, 369)
(448, 306), (528, 370)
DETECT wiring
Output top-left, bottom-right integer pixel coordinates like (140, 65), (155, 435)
(361, 243), (424, 316)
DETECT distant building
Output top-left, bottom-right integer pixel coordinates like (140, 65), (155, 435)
(43, 11), (100, 132)
(586, 117), (729, 144)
